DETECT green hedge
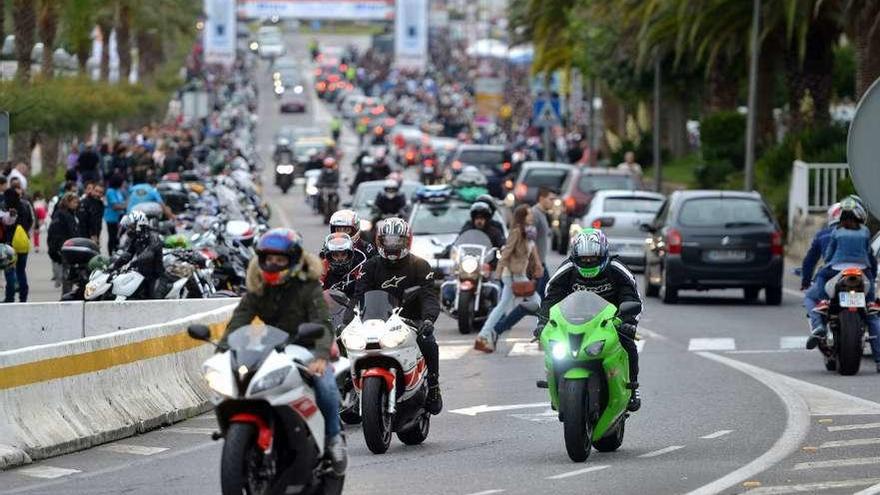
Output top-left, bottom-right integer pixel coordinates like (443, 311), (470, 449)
(0, 78), (168, 137)
(694, 111), (746, 188)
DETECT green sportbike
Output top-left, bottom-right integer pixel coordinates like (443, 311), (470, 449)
(537, 290), (641, 462)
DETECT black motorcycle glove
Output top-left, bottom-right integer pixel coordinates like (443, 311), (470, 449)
(418, 320), (435, 337)
(618, 323), (637, 340)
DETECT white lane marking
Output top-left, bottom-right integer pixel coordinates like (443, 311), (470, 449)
(464, 490), (505, 495)
(637, 326), (668, 341)
(688, 338), (735, 351)
(450, 402), (550, 416)
(828, 422), (880, 432)
(780, 336), (808, 349)
(545, 464), (610, 480)
(639, 445), (685, 458)
(510, 409), (557, 423)
(438, 338), (531, 345)
(164, 426), (216, 435)
(439, 345), (471, 361)
(820, 437), (880, 448)
(700, 430), (733, 439)
(97, 444), (169, 456)
(724, 350), (805, 354)
(783, 287), (802, 298)
(507, 342), (543, 357)
(683, 352), (810, 495)
(15, 466), (81, 479)
(747, 478), (880, 495)
(794, 456), (880, 470)
(854, 481), (880, 495)
(636, 340), (646, 353)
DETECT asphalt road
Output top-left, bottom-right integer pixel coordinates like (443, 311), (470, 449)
(4, 31), (880, 495)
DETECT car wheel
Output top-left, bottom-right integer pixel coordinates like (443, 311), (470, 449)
(660, 266), (678, 304)
(644, 268), (659, 298)
(765, 286), (783, 306)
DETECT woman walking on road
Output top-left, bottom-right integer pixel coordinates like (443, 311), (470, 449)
(475, 204), (544, 353)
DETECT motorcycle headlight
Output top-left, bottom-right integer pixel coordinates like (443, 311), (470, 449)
(204, 368), (235, 397)
(585, 340), (605, 356)
(249, 41), (259, 51)
(250, 366), (291, 394)
(274, 85), (284, 95)
(551, 341), (568, 360)
(460, 256), (479, 274)
(294, 85), (304, 94)
(341, 331), (367, 351)
(275, 164), (294, 174)
(380, 329), (408, 348)
(84, 283), (97, 299)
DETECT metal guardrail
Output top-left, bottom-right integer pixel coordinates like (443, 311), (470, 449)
(788, 160), (849, 228)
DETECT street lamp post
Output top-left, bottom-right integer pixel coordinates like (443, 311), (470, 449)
(744, 0), (761, 191)
(653, 57), (661, 193)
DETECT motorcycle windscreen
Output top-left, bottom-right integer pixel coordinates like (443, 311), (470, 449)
(361, 290), (398, 321)
(454, 229), (493, 248)
(558, 291), (613, 326)
(226, 324), (290, 373)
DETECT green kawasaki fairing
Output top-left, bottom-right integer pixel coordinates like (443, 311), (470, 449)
(539, 290), (632, 461)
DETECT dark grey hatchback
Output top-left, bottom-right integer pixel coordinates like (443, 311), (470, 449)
(642, 190), (784, 305)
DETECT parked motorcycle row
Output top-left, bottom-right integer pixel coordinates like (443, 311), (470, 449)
(61, 63), (269, 302)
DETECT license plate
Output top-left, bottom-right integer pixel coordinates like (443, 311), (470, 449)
(705, 250), (748, 262)
(839, 291), (866, 308)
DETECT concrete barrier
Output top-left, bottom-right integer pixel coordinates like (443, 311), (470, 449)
(0, 299), (240, 351)
(0, 302), (84, 351)
(0, 303), (237, 469)
(83, 298), (241, 337)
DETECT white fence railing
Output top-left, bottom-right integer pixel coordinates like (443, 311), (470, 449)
(788, 160), (850, 228)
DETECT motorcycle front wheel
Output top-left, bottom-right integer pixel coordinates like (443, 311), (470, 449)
(837, 311), (865, 376)
(560, 379), (592, 462)
(221, 423), (272, 495)
(361, 376), (393, 454)
(457, 291), (475, 334)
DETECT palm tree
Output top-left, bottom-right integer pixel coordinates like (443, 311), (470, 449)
(844, 0), (880, 98)
(97, 10), (113, 81)
(116, 0), (131, 83)
(63, 0), (96, 73)
(38, 0), (58, 79)
(12, 0), (35, 83)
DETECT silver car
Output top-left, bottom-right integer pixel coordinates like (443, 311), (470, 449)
(571, 190), (665, 270)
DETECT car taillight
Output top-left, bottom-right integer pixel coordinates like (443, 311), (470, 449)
(515, 183), (528, 199)
(564, 196), (577, 213)
(771, 231), (783, 256)
(667, 228), (682, 255)
(591, 217), (615, 229)
(406, 151), (416, 161)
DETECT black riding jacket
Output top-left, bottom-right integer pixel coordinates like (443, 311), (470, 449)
(354, 254), (440, 323)
(373, 193), (407, 216)
(459, 220), (506, 249)
(538, 259), (642, 328)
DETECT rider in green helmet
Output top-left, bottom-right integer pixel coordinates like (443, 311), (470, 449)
(536, 228), (644, 411)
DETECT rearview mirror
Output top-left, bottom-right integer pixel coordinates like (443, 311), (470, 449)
(402, 286), (421, 304)
(297, 323), (325, 341)
(617, 302), (642, 319)
(187, 324), (212, 342)
(639, 223), (655, 233)
(328, 289), (352, 308)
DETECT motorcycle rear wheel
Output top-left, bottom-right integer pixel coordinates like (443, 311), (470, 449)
(221, 423), (270, 495)
(397, 412), (430, 445)
(560, 379), (592, 462)
(837, 311), (864, 376)
(593, 419), (625, 452)
(361, 376), (393, 454)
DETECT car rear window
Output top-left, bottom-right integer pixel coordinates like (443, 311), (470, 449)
(578, 174), (635, 192)
(523, 169), (569, 190)
(458, 150), (504, 166)
(678, 198), (774, 227)
(603, 197), (662, 213)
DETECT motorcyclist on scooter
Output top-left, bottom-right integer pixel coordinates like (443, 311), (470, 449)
(114, 211), (164, 299)
(329, 209), (377, 260)
(223, 228), (347, 474)
(321, 233), (363, 297)
(373, 178), (407, 219)
(535, 228), (643, 412)
(354, 218), (443, 415)
(317, 157), (340, 189)
(350, 156), (383, 195)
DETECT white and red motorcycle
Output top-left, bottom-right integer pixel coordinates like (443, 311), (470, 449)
(187, 323), (344, 495)
(336, 288), (432, 454)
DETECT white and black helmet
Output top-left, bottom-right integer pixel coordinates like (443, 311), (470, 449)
(376, 217), (412, 262)
(329, 209), (362, 243)
(324, 233), (355, 273)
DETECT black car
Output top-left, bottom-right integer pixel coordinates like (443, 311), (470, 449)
(642, 190), (784, 305)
